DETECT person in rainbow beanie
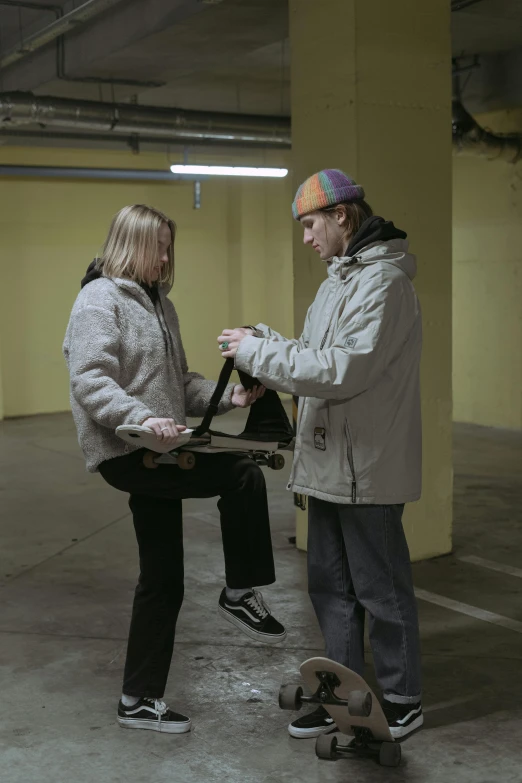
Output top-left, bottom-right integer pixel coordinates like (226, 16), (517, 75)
(218, 169), (423, 741)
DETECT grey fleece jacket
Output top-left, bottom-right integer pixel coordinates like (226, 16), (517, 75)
(63, 276), (235, 472)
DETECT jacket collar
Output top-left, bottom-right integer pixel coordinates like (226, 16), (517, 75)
(110, 277), (169, 311)
(327, 238), (412, 283)
(326, 255), (359, 282)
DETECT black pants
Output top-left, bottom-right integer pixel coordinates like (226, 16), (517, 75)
(98, 448), (276, 698)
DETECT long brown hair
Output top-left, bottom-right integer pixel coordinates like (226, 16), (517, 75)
(322, 199), (373, 243)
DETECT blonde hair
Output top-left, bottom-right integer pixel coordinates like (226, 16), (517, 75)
(100, 204), (176, 286)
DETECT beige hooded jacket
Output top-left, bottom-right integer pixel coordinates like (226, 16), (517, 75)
(235, 237), (422, 505)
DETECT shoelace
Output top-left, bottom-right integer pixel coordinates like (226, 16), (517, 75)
(143, 698), (168, 717)
(245, 589), (270, 620)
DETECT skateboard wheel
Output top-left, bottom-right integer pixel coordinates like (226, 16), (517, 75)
(143, 451), (158, 470)
(269, 454), (285, 470)
(347, 690), (372, 717)
(177, 452), (196, 470)
(378, 741), (401, 768)
(315, 733), (338, 760)
(278, 684), (303, 711)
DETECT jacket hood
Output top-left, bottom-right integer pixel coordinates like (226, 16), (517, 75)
(331, 216), (417, 280)
(80, 259), (166, 302)
(81, 259), (102, 288)
(346, 216), (407, 256)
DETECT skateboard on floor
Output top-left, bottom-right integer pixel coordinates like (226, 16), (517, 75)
(116, 425), (290, 471)
(279, 657), (401, 767)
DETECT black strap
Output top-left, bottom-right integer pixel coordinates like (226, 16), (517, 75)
(192, 358), (235, 437)
(192, 359), (293, 447)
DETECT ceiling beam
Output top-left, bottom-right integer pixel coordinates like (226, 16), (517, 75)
(0, 0), (128, 70)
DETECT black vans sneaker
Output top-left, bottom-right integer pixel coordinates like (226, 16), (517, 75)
(288, 705), (337, 738)
(117, 697), (191, 734)
(382, 699), (423, 739)
(218, 588), (287, 644)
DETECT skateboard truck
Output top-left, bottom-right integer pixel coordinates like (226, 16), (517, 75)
(143, 447), (285, 471)
(315, 730), (401, 767)
(279, 672), (401, 768)
(315, 671), (374, 717)
(279, 672), (372, 717)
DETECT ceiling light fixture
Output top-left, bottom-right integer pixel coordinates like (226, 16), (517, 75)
(170, 164), (288, 178)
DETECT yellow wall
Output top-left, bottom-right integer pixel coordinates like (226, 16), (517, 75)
(453, 108), (522, 430)
(0, 146), (292, 418)
(4, 112), (519, 432)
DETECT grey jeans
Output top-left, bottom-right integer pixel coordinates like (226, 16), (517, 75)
(307, 497), (422, 704)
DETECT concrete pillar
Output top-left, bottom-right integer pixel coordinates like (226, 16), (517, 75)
(289, 0), (453, 560)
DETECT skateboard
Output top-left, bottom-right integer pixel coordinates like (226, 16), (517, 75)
(116, 424), (290, 471)
(279, 657), (401, 767)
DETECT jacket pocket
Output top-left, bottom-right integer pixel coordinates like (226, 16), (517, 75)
(344, 419), (357, 503)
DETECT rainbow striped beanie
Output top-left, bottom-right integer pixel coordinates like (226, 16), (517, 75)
(292, 169), (365, 220)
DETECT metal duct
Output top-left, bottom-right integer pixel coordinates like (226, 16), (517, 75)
(452, 99), (521, 164)
(0, 0), (126, 70)
(3, 92), (518, 160)
(0, 164), (208, 181)
(0, 92), (292, 147)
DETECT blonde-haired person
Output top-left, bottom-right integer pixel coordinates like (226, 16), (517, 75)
(218, 170), (423, 741)
(63, 204), (286, 734)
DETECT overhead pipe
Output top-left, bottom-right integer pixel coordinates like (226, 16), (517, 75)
(0, 1), (164, 87)
(0, 127), (284, 150)
(0, 1), (61, 11)
(0, 164), (210, 181)
(0, 0), (126, 70)
(1, 91), (520, 160)
(451, 57), (521, 164)
(0, 92), (292, 147)
(452, 99), (521, 164)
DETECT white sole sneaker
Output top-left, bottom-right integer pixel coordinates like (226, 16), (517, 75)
(389, 713), (424, 739)
(288, 722), (337, 739)
(218, 605), (287, 644)
(117, 716), (192, 734)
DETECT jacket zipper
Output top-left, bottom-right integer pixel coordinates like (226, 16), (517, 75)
(128, 281), (171, 356)
(345, 420), (357, 503)
(320, 327), (330, 350)
(319, 265), (351, 350)
(157, 296), (174, 357)
(319, 299), (335, 349)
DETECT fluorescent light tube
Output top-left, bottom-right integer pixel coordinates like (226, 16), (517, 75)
(170, 165), (288, 178)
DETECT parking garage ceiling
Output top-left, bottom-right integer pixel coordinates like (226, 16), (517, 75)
(0, 0), (521, 146)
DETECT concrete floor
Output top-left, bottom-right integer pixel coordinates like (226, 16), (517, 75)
(1, 408), (521, 783)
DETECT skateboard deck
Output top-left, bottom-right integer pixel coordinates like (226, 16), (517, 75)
(279, 656), (401, 766)
(300, 657), (392, 742)
(115, 424), (289, 470)
(116, 425), (196, 454)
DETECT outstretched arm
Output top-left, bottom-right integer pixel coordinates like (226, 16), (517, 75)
(218, 302), (315, 359)
(233, 275), (416, 399)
